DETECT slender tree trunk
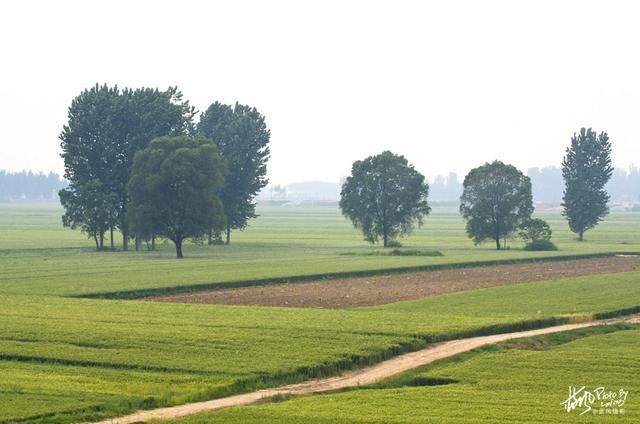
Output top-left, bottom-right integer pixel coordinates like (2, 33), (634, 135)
(225, 223), (231, 245)
(208, 229), (213, 245)
(94, 235), (99, 250)
(175, 238), (183, 259)
(135, 235), (141, 251)
(99, 232), (104, 250)
(121, 205), (129, 251)
(383, 231), (388, 247)
(110, 226), (114, 250)
(151, 235), (156, 251)
(122, 228), (129, 251)
(495, 237), (501, 250)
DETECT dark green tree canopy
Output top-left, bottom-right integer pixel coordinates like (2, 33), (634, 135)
(59, 180), (117, 250)
(562, 128), (613, 241)
(460, 160), (533, 250)
(197, 102), (270, 244)
(127, 136), (226, 258)
(339, 151), (430, 247)
(59, 84), (194, 250)
(59, 84), (123, 248)
(518, 218), (552, 244)
(519, 218), (556, 251)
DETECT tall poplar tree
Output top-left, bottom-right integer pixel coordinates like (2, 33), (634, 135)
(197, 102), (270, 244)
(562, 128), (613, 241)
(59, 84), (122, 248)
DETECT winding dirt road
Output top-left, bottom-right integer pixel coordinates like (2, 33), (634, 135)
(92, 315), (639, 423)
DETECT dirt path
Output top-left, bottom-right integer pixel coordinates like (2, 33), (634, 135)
(148, 256), (640, 308)
(92, 315), (639, 424)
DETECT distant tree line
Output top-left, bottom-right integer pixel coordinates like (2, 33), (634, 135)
(0, 170), (66, 201)
(528, 165), (639, 204)
(340, 127), (614, 249)
(429, 172), (463, 202)
(59, 84), (269, 257)
(260, 165), (638, 204)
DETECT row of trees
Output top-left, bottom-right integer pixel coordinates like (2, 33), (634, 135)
(0, 171), (66, 201)
(340, 128), (613, 249)
(59, 84), (269, 253)
(529, 164), (639, 204)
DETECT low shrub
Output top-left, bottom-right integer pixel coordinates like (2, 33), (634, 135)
(340, 249), (443, 257)
(524, 240), (558, 251)
(391, 249), (443, 257)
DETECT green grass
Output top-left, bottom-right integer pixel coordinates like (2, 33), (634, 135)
(2, 270), (640, 422)
(1, 203), (639, 297)
(172, 324), (640, 423)
(1, 203), (639, 422)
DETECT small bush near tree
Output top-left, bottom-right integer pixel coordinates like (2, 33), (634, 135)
(519, 218), (557, 251)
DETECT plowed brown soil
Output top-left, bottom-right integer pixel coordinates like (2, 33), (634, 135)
(148, 256), (640, 308)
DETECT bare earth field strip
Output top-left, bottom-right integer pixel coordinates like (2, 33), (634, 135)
(147, 256), (640, 308)
(93, 315), (640, 424)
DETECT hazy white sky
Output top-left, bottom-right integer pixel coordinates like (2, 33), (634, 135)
(1, 0), (639, 184)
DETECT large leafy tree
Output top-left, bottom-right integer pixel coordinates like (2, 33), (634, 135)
(197, 102), (270, 244)
(59, 84), (195, 251)
(562, 128), (613, 241)
(339, 151), (430, 247)
(118, 87), (195, 250)
(127, 136), (226, 258)
(460, 161), (533, 250)
(59, 84), (122, 248)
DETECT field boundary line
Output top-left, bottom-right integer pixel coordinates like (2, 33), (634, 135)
(89, 314), (639, 424)
(73, 252), (638, 300)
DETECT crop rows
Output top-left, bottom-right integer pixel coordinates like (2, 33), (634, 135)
(2, 269), (640, 422)
(173, 325), (640, 423)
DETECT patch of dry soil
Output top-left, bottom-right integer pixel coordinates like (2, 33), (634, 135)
(148, 256), (640, 308)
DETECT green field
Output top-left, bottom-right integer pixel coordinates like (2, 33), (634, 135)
(0, 203), (639, 423)
(173, 325), (639, 423)
(3, 270), (640, 423)
(1, 203), (639, 297)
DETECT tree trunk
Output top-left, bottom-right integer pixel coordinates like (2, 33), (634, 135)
(151, 235), (156, 251)
(122, 229), (129, 251)
(208, 229), (213, 246)
(383, 231), (388, 247)
(99, 232), (104, 250)
(175, 238), (183, 259)
(121, 206), (129, 251)
(94, 235), (99, 250)
(495, 237), (501, 250)
(135, 235), (141, 251)
(110, 226), (114, 250)
(578, 229), (584, 241)
(225, 224), (231, 245)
